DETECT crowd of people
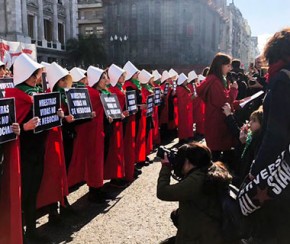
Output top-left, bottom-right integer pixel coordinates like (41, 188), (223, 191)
(0, 27), (290, 244)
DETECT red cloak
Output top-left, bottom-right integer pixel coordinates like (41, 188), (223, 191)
(104, 85), (125, 180)
(0, 140), (22, 244)
(68, 87), (104, 188)
(5, 88), (69, 209)
(176, 85), (193, 140)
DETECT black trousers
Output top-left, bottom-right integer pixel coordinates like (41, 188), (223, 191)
(21, 147), (45, 232)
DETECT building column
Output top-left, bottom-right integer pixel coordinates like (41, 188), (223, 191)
(65, 0), (71, 39)
(53, 0), (59, 42)
(22, 0), (28, 36)
(38, 0), (45, 40)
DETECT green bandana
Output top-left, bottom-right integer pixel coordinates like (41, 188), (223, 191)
(116, 82), (124, 92)
(73, 82), (85, 88)
(131, 79), (141, 90)
(142, 83), (153, 93)
(16, 83), (41, 95)
(241, 131), (252, 159)
(100, 89), (111, 95)
(54, 86), (67, 105)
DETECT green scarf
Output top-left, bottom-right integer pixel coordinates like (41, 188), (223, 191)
(241, 131), (253, 159)
(16, 83), (41, 95)
(54, 86), (67, 105)
(100, 89), (111, 95)
(142, 83), (153, 93)
(222, 76), (228, 88)
(116, 82), (124, 92)
(131, 78), (141, 90)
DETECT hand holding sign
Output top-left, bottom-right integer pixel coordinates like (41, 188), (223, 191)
(65, 114), (75, 123)
(11, 123), (20, 136)
(24, 117), (40, 131)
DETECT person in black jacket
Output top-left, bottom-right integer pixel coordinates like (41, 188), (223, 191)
(248, 27), (290, 243)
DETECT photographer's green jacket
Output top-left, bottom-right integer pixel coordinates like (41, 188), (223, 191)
(157, 166), (224, 244)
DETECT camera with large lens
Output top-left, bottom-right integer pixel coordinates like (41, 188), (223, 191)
(157, 146), (184, 181)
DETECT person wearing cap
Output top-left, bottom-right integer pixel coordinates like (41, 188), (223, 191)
(123, 61), (145, 175)
(5, 53), (51, 243)
(196, 53), (238, 165)
(140, 69), (155, 164)
(176, 73), (194, 143)
(68, 66), (111, 203)
(152, 70), (162, 146)
(70, 67), (88, 88)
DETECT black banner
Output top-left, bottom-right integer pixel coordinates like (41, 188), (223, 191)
(66, 88), (93, 120)
(0, 78), (14, 98)
(0, 98), (17, 144)
(100, 93), (122, 119)
(146, 95), (154, 117)
(154, 87), (161, 106)
(33, 92), (62, 133)
(125, 90), (138, 115)
(164, 82), (170, 95)
(173, 80), (177, 92)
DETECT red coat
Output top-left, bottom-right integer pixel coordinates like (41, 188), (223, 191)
(192, 96), (205, 135)
(0, 140), (22, 244)
(176, 85), (193, 140)
(68, 87), (104, 188)
(5, 88), (68, 208)
(123, 81), (146, 163)
(123, 81), (137, 181)
(196, 75), (238, 151)
(104, 85), (125, 180)
(153, 84), (161, 145)
(159, 82), (170, 125)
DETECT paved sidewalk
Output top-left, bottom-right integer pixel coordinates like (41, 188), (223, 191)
(37, 143), (179, 244)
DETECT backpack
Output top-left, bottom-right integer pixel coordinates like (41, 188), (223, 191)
(220, 184), (252, 242)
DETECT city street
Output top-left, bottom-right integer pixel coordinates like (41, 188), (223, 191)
(37, 140), (179, 244)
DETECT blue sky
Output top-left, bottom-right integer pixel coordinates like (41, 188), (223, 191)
(227, 0), (290, 52)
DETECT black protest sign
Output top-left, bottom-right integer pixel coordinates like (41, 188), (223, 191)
(125, 90), (138, 115)
(173, 80), (177, 92)
(0, 98), (17, 144)
(100, 93), (122, 119)
(164, 82), (170, 95)
(33, 92), (62, 133)
(66, 88), (93, 120)
(154, 87), (161, 106)
(146, 95), (154, 117)
(0, 78), (14, 98)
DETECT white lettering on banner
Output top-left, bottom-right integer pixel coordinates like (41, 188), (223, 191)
(39, 98), (57, 107)
(128, 94), (135, 99)
(76, 107), (91, 114)
(0, 105), (9, 114)
(0, 83), (13, 89)
(0, 125), (13, 136)
(107, 104), (114, 109)
(70, 93), (86, 99)
(40, 107), (56, 116)
(104, 97), (115, 103)
(41, 115), (59, 125)
(129, 100), (135, 105)
(72, 100), (83, 107)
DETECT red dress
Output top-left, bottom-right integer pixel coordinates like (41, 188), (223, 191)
(196, 75), (238, 151)
(104, 85), (125, 180)
(68, 87), (104, 188)
(153, 84), (161, 145)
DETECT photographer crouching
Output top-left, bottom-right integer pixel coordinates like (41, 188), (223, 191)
(157, 142), (232, 244)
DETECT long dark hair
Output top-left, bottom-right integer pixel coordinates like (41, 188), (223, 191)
(263, 27), (290, 65)
(208, 52), (232, 81)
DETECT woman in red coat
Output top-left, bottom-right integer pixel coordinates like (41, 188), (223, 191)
(176, 73), (193, 142)
(196, 53), (238, 164)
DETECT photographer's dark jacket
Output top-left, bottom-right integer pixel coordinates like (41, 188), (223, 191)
(157, 166), (225, 244)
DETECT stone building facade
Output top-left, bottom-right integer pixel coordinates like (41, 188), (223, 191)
(78, 0), (104, 38)
(102, 0), (230, 71)
(0, 0), (78, 64)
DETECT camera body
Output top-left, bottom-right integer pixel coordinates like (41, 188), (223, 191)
(157, 146), (184, 181)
